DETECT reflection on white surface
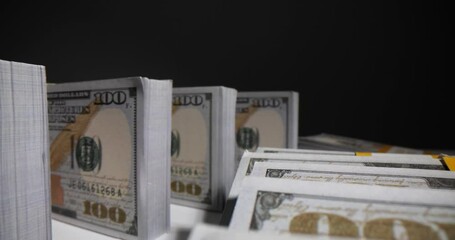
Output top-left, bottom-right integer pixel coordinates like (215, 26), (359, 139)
(52, 219), (119, 240)
(52, 204), (222, 240)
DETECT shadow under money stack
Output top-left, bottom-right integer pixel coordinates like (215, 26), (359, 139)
(48, 77), (172, 240)
(1, 60), (51, 240)
(171, 87), (237, 211)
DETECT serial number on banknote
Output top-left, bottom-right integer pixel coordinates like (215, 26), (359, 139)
(68, 179), (123, 197)
(171, 166), (205, 177)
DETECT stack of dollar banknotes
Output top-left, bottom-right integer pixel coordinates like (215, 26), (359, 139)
(2, 59), (455, 240)
(1, 60), (51, 240)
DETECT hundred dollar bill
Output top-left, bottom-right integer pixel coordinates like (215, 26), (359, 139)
(250, 162), (455, 190)
(188, 223), (353, 240)
(172, 87), (237, 211)
(1, 60), (51, 240)
(299, 133), (424, 154)
(230, 177), (455, 239)
(48, 77), (172, 240)
(220, 152), (445, 225)
(235, 92), (299, 166)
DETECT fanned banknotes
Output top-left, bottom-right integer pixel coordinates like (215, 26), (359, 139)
(171, 87), (237, 211)
(255, 146), (455, 172)
(235, 92), (299, 165)
(48, 77), (172, 240)
(230, 177), (455, 239)
(229, 152), (445, 200)
(221, 151), (446, 225)
(251, 162), (455, 190)
(256, 146), (442, 160)
(256, 147), (355, 156)
(1, 60), (51, 240)
(299, 133), (423, 153)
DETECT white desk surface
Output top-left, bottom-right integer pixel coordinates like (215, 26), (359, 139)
(52, 204), (222, 240)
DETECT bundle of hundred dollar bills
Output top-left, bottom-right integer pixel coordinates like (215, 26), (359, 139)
(171, 87), (237, 211)
(1, 60), (51, 240)
(222, 148), (455, 239)
(48, 77), (172, 240)
(235, 92), (299, 165)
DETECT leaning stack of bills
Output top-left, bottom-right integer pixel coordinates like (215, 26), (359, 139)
(222, 148), (455, 239)
(171, 87), (237, 211)
(1, 60), (51, 240)
(235, 92), (299, 165)
(48, 77), (172, 240)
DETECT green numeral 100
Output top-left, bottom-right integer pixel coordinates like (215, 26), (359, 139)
(83, 200), (126, 224)
(171, 181), (202, 196)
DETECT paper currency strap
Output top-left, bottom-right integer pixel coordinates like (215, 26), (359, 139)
(442, 156), (455, 171)
(378, 145), (392, 153)
(355, 152), (372, 156)
(354, 152), (436, 157)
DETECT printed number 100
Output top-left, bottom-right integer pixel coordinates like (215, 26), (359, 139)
(83, 200), (126, 224)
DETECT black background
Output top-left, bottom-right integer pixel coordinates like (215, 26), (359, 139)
(1, 1), (452, 150)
